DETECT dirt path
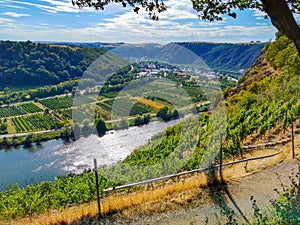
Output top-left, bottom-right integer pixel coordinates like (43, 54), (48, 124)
(155, 157), (300, 225)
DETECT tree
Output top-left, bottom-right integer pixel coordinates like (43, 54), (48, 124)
(133, 115), (144, 126)
(61, 123), (74, 138)
(3, 87), (10, 95)
(24, 133), (33, 147)
(64, 90), (70, 97)
(95, 118), (106, 137)
(72, 0), (300, 55)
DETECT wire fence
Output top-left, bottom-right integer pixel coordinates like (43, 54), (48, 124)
(103, 147), (283, 193)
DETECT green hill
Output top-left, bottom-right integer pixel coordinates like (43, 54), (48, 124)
(0, 40), (264, 89)
(177, 42), (264, 72)
(0, 40), (106, 87)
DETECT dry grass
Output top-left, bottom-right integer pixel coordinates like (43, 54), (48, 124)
(101, 173), (208, 217)
(10, 202), (98, 225)
(6, 118), (16, 134)
(34, 102), (46, 110)
(134, 97), (165, 109)
(11, 174), (209, 225)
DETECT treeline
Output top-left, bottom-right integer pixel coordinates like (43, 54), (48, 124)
(0, 119), (7, 134)
(0, 79), (97, 105)
(99, 65), (137, 94)
(0, 41), (106, 86)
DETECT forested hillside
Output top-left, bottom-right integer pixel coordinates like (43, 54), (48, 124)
(49, 41), (264, 74)
(178, 42), (264, 71)
(0, 41), (106, 87)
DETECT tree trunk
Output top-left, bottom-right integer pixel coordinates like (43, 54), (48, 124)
(262, 0), (300, 55)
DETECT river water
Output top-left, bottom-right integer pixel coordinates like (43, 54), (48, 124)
(0, 119), (182, 188)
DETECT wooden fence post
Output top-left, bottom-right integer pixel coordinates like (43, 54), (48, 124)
(292, 120), (295, 159)
(219, 133), (223, 182)
(94, 158), (101, 218)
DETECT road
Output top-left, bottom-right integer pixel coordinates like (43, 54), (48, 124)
(0, 129), (57, 138)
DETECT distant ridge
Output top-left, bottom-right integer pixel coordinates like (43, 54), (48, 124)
(39, 41), (264, 75)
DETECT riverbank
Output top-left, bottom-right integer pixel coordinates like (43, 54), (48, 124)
(0, 130), (62, 149)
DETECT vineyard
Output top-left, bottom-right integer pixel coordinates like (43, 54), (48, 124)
(72, 96), (95, 106)
(0, 103), (43, 118)
(0, 106), (26, 118)
(225, 98), (300, 156)
(39, 97), (73, 110)
(12, 113), (62, 132)
(18, 103), (43, 114)
(11, 116), (34, 132)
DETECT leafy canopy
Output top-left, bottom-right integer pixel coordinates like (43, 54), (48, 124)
(72, 0), (300, 21)
(72, 0), (167, 20)
(72, 0), (300, 55)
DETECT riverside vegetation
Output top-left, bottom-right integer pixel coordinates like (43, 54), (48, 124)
(0, 34), (299, 224)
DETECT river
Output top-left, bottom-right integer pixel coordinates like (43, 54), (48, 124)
(0, 118), (183, 189)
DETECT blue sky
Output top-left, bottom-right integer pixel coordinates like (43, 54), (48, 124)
(0, 0), (278, 43)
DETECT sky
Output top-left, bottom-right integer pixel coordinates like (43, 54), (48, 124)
(0, 0), (279, 43)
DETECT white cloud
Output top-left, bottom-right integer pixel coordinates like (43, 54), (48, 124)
(0, 4), (27, 9)
(0, 17), (18, 29)
(2, 12), (30, 17)
(0, 0), (276, 43)
(38, 0), (80, 13)
(159, 0), (198, 20)
(0, 17), (14, 24)
(1, 0), (79, 14)
(1, 0), (126, 14)
(0, 17), (276, 43)
(252, 9), (267, 20)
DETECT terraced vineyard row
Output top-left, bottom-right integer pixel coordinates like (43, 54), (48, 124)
(18, 103), (43, 113)
(0, 106), (27, 118)
(39, 97), (73, 110)
(11, 116), (34, 132)
(12, 113), (61, 132)
(0, 103), (43, 118)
